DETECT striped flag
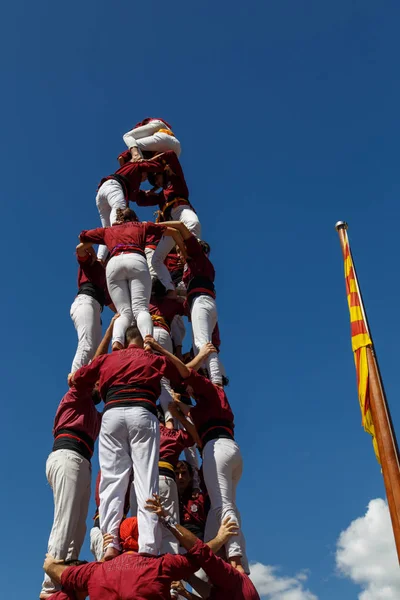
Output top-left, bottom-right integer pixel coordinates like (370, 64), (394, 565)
(343, 233), (380, 463)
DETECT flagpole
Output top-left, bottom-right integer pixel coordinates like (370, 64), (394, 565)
(335, 221), (400, 562)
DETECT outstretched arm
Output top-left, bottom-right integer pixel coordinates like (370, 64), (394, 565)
(168, 400), (202, 448)
(93, 314), (120, 359)
(186, 343), (217, 372)
(144, 336), (191, 379)
(163, 226), (188, 260)
(145, 496), (238, 552)
(163, 221), (192, 240)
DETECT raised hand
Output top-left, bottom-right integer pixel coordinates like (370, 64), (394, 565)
(216, 517), (239, 544)
(145, 493), (166, 517)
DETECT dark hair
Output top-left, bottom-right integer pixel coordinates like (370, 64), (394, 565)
(151, 278), (167, 298)
(148, 171), (166, 188)
(125, 325), (142, 344)
(64, 559), (88, 566)
(115, 207), (138, 223)
(200, 241), (211, 255)
(176, 460), (194, 477)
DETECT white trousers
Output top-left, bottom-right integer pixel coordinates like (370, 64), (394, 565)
(203, 438), (246, 560)
(123, 120), (181, 157)
(106, 253), (153, 345)
(191, 295), (222, 385)
(152, 205), (201, 291)
(159, 475), (180, 554)
(153, 326), (174, 423)
(90, 527), (104, 562)
(171, 314), (186, 348)
(99, 406), (161, 555)
(145, 247), (158, 281)
(70, 294), (102, 373)
(41, 450), (91, 596)
(96, 180), (127, 262)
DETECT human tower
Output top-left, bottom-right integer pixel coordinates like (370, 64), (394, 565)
(40, 118), (259, 600)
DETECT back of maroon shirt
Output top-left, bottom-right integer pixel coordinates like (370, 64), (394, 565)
(149, 296), (186, 327)
(159, 424), (193, 467)
(61, 551), (196, 600)
(53, 387), (101, 443)
(183, 236), (215, 286)
(73, 346), (182, 408)
(186, 370), (234, 434)
(161, 151), (189, 201)
(80, 221), (166, 254)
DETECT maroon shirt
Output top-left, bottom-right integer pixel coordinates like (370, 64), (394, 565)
(159, 424), (193, 467)
(183, 236), (215, 287)
(48, 592), (76, 600)
(180, 490), (207, 539)
(73, 346), (181, 411)
(136, 151), (189, 212)
(53, 386), (101, 444)
(80, 222), (166, 256)
(186, 370), (234, 445)
(60, 546), (197, 600)
(144, 222), (163, 249)
(100, 158), (162, 203)
(149, 296), (186, 329)
(188, 542), (260, 600)
(77, 253), (111, 306)
(165, 250), (183, 274)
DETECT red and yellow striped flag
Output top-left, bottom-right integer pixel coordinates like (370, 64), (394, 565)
(343, 234), (380, 463)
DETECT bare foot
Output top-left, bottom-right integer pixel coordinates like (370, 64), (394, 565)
(112, 342), (123, 352)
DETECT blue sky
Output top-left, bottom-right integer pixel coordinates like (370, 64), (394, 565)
(2, 1), (400, 598)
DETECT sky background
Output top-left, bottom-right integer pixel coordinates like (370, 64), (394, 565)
(1, 1), (400, 598)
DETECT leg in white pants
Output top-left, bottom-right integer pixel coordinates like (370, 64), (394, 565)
(90, 527), (104, 561)
(202, 438), (245, 560)
(153, 326), (174, 423)
(191, 295), (222, 385)
(159, 475), (180, 554)
(106, 253), (153, 345)
(123, 120), (170, 145)
(124, 122), (181, 158)
(171, 314), (186, 349)
(40, 450), (91, 596)
(99, 407), (161, 554)
(152, 205), (201, 290)
(96, 180), (127, 262)
(70, 295), (102, 373)
(145, 247), (157, 281)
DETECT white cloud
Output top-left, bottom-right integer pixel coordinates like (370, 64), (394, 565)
(249, 562), (318, 599)
(336, 498), (400, 599)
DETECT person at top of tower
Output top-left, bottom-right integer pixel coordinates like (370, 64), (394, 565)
(69, 244), (114, 376)
(136, 150), (201, 295)
(146, 495), (259, 600)
(163, 222), (222, 386)
(143, 338), (247, 575)
(68, 323), (189, 562)
(78, 207), (186, 351)
(122, 117), (181, 162)
(95, 153), (163, 262)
